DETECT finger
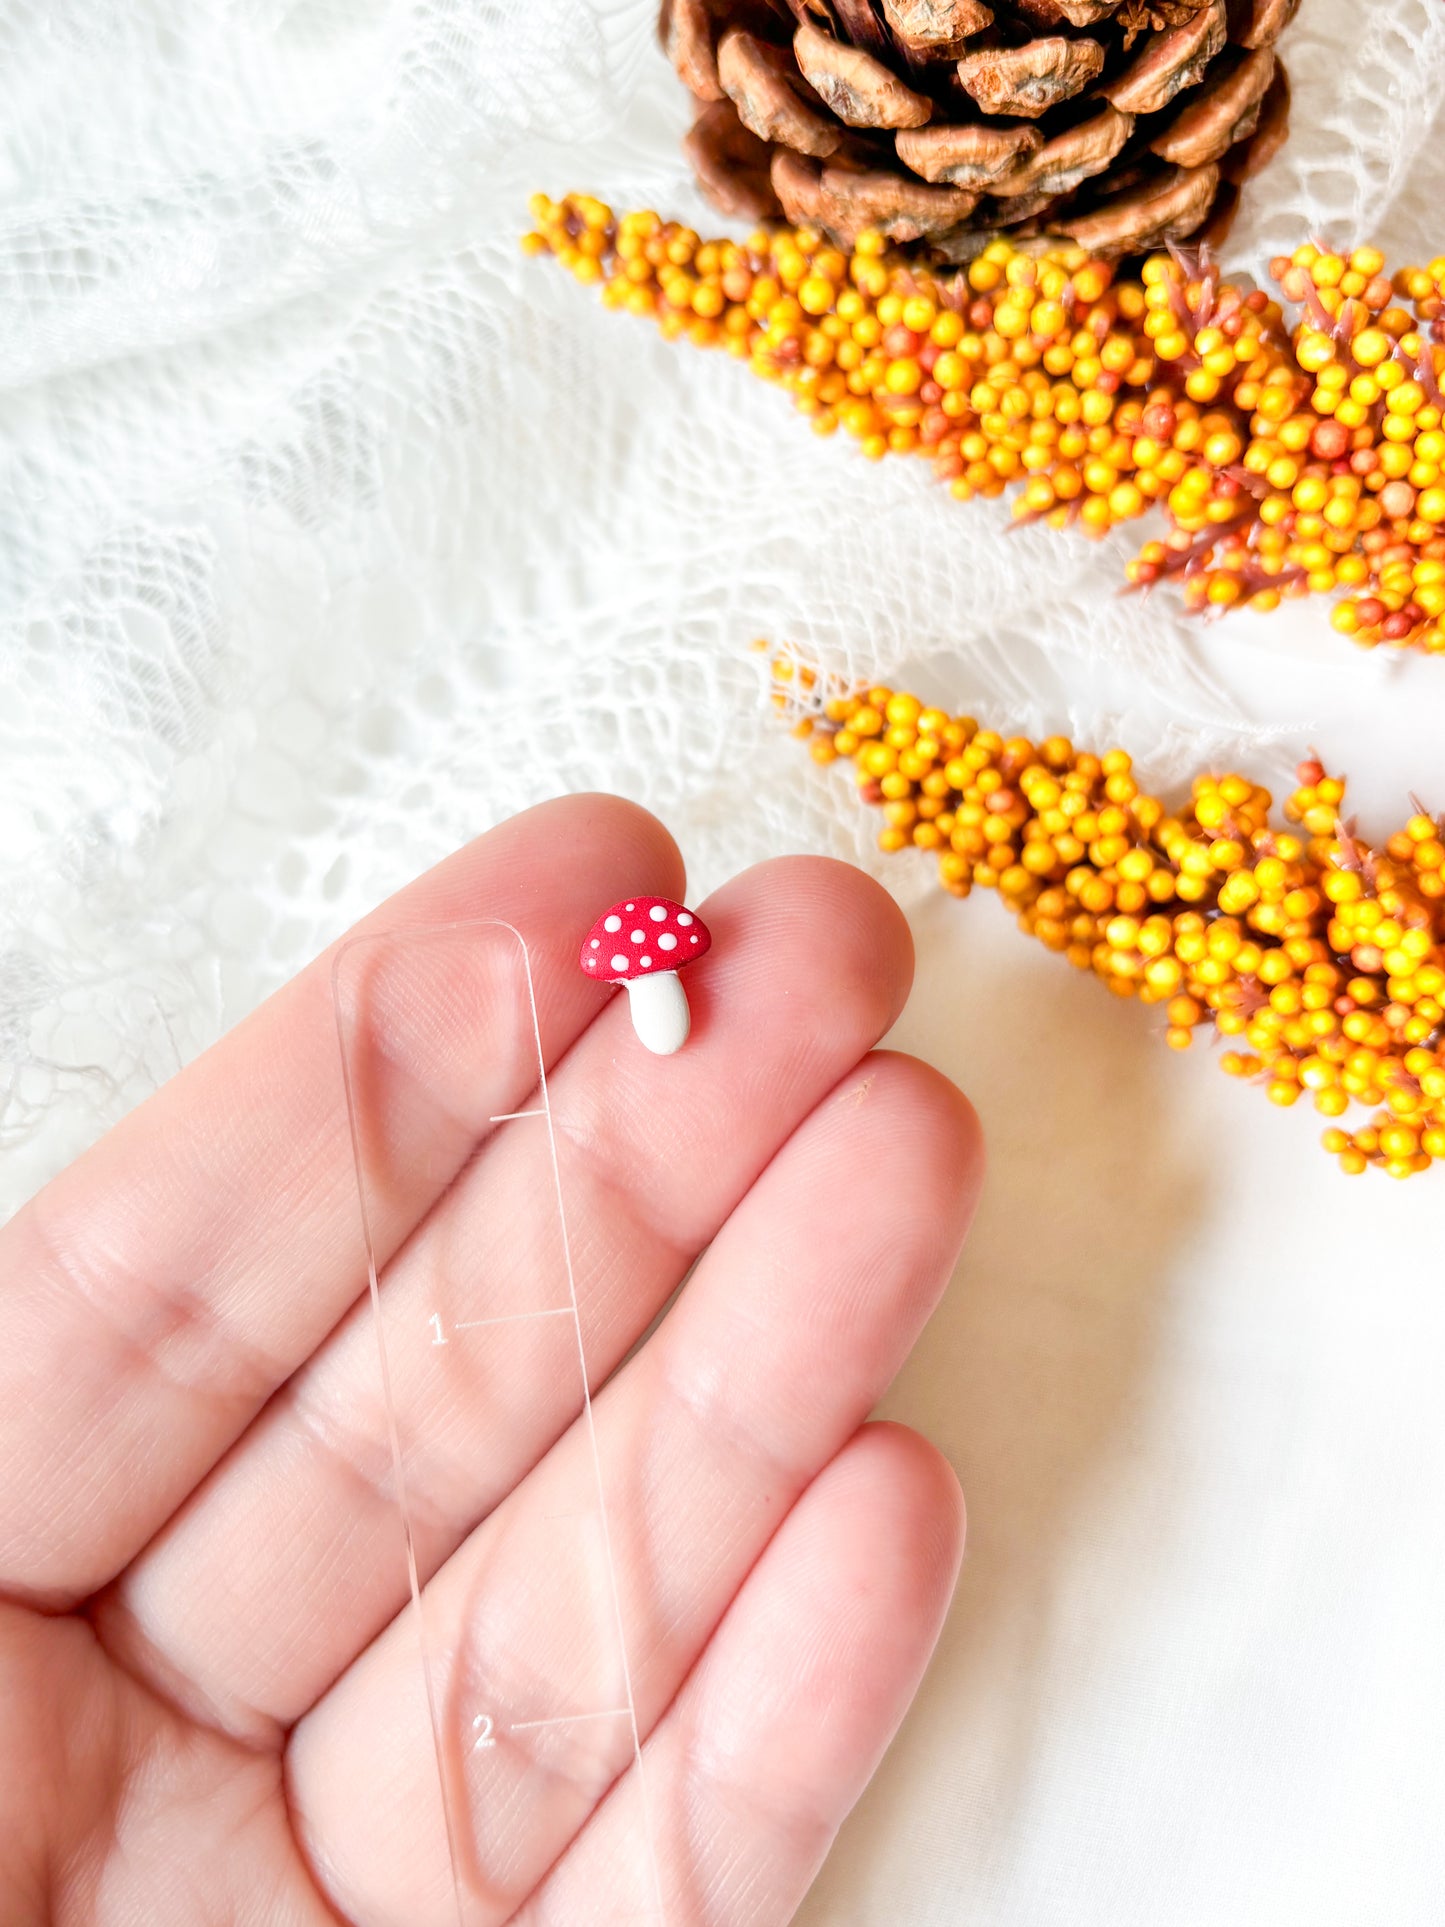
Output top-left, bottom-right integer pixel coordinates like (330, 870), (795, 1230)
(529, 1423), (966, 1926)
(284, 1050), (981, 1925)
(100, 860), (917, 1741)
(0, 796), (684, 1606)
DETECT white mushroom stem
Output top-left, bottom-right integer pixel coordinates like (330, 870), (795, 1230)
(623, 970), (691, 1055)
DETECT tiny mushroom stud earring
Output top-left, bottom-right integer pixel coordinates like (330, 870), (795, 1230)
(580, 895), (713, 1055)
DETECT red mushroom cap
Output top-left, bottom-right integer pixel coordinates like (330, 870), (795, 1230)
(580, 896), (712, 983)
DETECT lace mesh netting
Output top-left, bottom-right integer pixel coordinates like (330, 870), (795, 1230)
(3, 0), (1444, 1213)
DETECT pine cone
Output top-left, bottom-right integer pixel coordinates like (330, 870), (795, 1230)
(662, 0), (1298, 255)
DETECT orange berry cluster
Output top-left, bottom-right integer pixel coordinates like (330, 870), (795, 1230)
(772, 654), (1445, 1178)
(525, 194), (1445, 655)
(1166, 244), (1445, 647)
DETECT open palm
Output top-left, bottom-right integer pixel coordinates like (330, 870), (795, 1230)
(0, 797), (982, 1925)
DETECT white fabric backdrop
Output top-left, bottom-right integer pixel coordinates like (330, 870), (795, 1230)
(4, 2), (1445, 1921)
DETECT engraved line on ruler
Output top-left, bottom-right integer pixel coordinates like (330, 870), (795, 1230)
(490, 1108), (546, 1121)
(453, 1307), (574, 1332)
(332, 936), (468, 1927)
(510, 1707), (632, 1734)
(522, 940), (667, 1923)
(524, 940), (670, 1919)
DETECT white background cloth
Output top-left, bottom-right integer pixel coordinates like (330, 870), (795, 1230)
(4, 2), (1445, 1920)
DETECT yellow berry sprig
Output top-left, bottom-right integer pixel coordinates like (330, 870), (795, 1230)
(524, 193), (1445, 655)
(1258, 249), (1445, 648)
(770, 652), (1445, 1179)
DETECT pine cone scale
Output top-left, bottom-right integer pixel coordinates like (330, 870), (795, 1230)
(793, 19), (936, 125)
(717, 29), (843, 156)
(896, 119), (1044, 186)
(882, 0), (997, 59)
(956, 35), (1107, 117)
(1149, 44), (1274, 167)
(663, 0), (726, 100)
(1066, 157), (1218, 249)
(1103, 0), (1227, 114)
(1232, 0), (1300, 50)
(993, 102), (1134, 197)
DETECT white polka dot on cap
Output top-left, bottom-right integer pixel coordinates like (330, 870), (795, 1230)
(604, 915), (621, 933)
(658, 932), (677, 951)
(610, 954), (629, 971)
(649, 904), (667, 921)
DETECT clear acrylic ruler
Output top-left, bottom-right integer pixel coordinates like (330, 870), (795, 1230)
(333, 916), (664, 1924)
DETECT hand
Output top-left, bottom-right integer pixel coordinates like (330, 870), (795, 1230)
(0, 797), (982, 1926)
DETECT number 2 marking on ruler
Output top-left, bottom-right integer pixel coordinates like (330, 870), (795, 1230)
(471, 1713), (495, 1751)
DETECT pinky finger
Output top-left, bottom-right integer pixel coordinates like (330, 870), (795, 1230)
(523, 1422), (966, 1926)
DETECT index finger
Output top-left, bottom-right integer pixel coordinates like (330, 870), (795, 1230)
(0, 795), (684, 1608)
